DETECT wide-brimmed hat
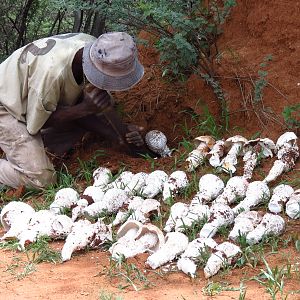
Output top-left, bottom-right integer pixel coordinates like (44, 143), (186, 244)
(82, 32), (144, 91)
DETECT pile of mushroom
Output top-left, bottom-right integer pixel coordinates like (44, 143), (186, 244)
(0, 130), (298, 279)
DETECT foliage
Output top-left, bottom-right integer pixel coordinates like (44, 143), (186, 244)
(282, 103), (300, 130)
(253, 54), (273, 103)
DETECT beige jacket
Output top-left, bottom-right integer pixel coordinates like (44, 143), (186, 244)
(0, 33), (95, 135)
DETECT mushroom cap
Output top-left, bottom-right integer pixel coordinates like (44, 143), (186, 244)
(116, 220), (143, 240)
(0, 201), (35, 231)
(224, 135), (248, 147)
(135, 223), (165, 251)
(145, 130), (167, 152)
(92, 167), (112, 187)
(245, 138), (276, 151)
(194, 136), (216, 150)
(276, 132), (298, 148)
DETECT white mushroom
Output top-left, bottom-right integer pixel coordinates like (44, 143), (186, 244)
(125, 172), (148, 196)
(141, 170), (168, 198)
(229, 211), (264, 241)
(208, 140), (225, 168)
(242, 138), (276, 180)
(0, 201), (35, 232)
(185, 136), (215, 171)
(213, 176), (248, 205)
(17, 210), (57, 249)
(190, 174), (224, 206)
(164, 202), (189, 232)
(83, 188), (129, 217)
(145, 130), (172, 157)
(92, 167), (112, 188)
(109, 221), (165, 259)
(263, 132), (299, 184)
(61, 219), (111, 261)
(232, 181), (270, 216)
(220, 135), (248, 173)
(146, 232), (189, 269)
(162, 171), (189, 202)
(268, 184), (294, 214)
(246, 213), (285, 245)
(204, 242), (241, 278)
(50, 188), (80, 214)
(177, 237), (218, 278)
(276, 131), (298, 148)
(107, 171), (134, 190)
(199, 203), (234, 238)
(286, 189), (300, 219)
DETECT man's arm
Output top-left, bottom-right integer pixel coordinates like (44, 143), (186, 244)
(43, 86), (112, 128)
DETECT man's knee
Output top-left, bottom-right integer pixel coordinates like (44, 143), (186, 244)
(22, 168), (57, 189)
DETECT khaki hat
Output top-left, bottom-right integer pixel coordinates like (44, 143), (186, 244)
(82, 32), (144, 91)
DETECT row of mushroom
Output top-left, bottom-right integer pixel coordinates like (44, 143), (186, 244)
(0, 131), (299, 279)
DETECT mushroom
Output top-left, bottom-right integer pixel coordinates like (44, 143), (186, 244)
(71, 199), (89, 222)
(220, 135), (248, 173)
(177, 237), (218, 278)
(213, 176), (248, 205)
(50, 188), (80, 214)
(263, 132), (299, 184)
(204, 242), (241, 278)
(228, 210), (264, 242)
(145, 130), (172, 157)
(125, 172), (148, 196)
(106, 171), (134, 190)
(268, 184), (294, 214)
(246, 213), (285, 245)
(61, 219), (112, 261)
(199, 203), (234, 238)
(17, 210), (70, 249)
(109, 220), (165, 259)
(0, 201), (35, 232)
(146, 232), (189, 269)
(190, 174), (224, 206)
(92, 167), (112, 188)
(164, 202), (189, 232)
(83, 188), (129, 217)
(185, 136), (215, 171)
(286, 189), (300, 219)
(162, 171), (189, 202)
(232, 181), (270, 216)
(242, 138), (276, 181)
(141, 170), (168, 198)
(208, 139), (225, 168)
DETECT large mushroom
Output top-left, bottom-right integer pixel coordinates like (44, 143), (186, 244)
(208, 139), (225, 168)
(242, 138), (276, 180)
(232, 181), (270, 216)
(185, 136), (215, 171)
(268, 184), (294, 214)
(286, 189), (300, 219)
(263, 132), (299, 184)
(145, 130), (172, 157)
(146, 232), (189, 269)
(246, 213), (285, 245)
(220, 135), (248, 174)
(109, 220), (165, 259)
(204, 242), (241, 278)
(162, 170), (189, 202)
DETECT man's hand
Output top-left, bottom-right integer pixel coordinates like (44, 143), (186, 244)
(82, 84), (113, 114)
(125, 124), (144, 146)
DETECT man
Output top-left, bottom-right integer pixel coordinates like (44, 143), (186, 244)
(0, 32), (145, 189)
